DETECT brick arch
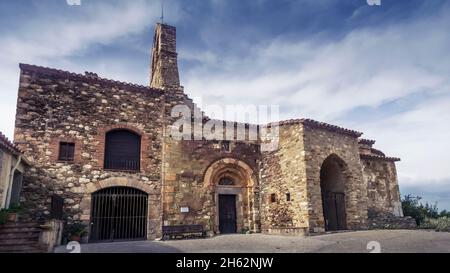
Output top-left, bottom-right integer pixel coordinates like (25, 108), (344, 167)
(103, 123), (144, 136)
(87, 177), (153, 194)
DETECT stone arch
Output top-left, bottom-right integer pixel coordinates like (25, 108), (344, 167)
(80, 177), (155, 240)
(203, 157), (257, 188)
(203, 158), (259, 234)
(103, 123), (145, 136)
(86, 177), (153, 195)
(319, 154), (349, 231)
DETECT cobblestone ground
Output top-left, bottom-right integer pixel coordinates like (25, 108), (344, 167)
(55, 230), (450, 253)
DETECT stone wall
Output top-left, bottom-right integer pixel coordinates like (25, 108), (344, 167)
(362, 159), (402, 217)
(0, 150), (5, 208)
(260, 123), (309, 235)
(368, 215), (416, 230)
(150, 24), (180, 89)
(301, 122), (368, 232)
(162, 137), (260, 234)
(14, 65), (165, 239)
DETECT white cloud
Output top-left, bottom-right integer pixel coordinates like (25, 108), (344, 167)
(0, 0), (176, 140)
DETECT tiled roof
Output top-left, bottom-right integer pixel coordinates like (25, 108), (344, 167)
(358, 139), (376, 145)
(19, 64), (164, 95)
(0, 132), (22, 155)
(278, 119), (363, 138)
(360, 154), (401, 162)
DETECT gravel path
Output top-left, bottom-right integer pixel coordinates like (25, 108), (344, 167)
(55, 230), (450, 253)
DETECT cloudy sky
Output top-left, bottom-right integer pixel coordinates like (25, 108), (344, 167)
(0, 0), (449, 209)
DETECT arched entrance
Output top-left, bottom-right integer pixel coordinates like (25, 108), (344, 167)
(203, 158), (259, 234)
(90, 187), (148, 242)
(320, 155), (348, 231)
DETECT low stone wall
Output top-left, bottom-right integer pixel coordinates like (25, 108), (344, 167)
(368, 215), (417, 230)
(39, 219), (64, 252)
(263, 227), (309, 236)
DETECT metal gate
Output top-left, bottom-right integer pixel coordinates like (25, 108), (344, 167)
(322, 191), (347, 231)
(90, 187), (148, 242)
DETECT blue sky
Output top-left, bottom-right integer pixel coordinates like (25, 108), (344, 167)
(0, 0), (449, 210)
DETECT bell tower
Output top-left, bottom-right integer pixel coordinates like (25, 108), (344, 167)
(150, 23), (180, 89)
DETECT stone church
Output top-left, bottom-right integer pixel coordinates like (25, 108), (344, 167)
(12, 23), (404, 242)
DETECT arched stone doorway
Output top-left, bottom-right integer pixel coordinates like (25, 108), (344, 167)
(90, 186), (148, 242)
(80, 177), (157, 242)
(320, 154), (348, 231)
(203, 158), (259, 234)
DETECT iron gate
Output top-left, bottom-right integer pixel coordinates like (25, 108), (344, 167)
(322, 191), (347, 231)
(90, 187), (148, 242)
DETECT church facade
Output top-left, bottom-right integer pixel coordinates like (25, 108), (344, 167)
(13, 23), (404, 241)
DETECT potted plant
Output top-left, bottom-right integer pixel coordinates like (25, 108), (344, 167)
(0, 203), (24, 224)
(66, 223), (88, 242)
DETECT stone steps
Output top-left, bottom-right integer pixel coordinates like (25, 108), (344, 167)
(0, 244), (47, 253)
(0, 222), (47, 253)
(0, 231), (40, 240)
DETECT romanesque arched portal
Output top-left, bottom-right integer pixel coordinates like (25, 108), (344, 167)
(203, 158), (259, 234)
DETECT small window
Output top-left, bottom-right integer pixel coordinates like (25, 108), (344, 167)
(221, 141), (231, 152)
(58, 142), (75, 161)
(286, 193), (291, 202)
(270, 193), (276, 203)
(219, 177), (234, 186)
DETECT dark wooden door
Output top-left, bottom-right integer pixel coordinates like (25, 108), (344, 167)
(219, 195), (237, 234)
(322, 192), (347, 231)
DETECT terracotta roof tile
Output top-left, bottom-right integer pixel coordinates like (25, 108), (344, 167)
(19, 63), (164, 95)
(0, 132), (22, 155)
(360, 154), (401, 162)
(278, 118), (363, 138)
(358, 138), (376, 145)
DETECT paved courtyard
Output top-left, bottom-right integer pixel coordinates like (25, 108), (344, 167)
(55, 230), (450, 253)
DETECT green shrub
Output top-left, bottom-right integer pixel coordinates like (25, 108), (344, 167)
(64, 223), (88, 238)
(401, 195), (439, 225)
(420, 217), (450, 232)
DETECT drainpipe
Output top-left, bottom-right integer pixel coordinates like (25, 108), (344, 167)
(5, 155), (22, 208)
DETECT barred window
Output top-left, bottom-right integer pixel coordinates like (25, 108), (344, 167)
(104, 130), (141, 171)
(58, 142), (75, 161)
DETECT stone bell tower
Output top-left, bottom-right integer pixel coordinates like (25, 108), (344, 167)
(150, 23), (180, 89)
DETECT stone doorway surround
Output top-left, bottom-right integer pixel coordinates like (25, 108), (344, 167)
(203, 158), (260, 234)
(79, 177), (161, 241)
(318, 154), (350, 232)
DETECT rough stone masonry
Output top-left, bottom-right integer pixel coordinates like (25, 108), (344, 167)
(12, 23), (410, 241)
